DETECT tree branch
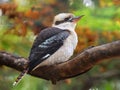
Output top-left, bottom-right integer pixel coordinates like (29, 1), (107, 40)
(0, 40), (120, 84)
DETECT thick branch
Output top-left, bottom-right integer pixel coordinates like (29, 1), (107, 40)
(0, 40), (120, 83)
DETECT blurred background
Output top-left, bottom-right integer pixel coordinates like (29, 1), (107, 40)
(0, 0), (120, 90)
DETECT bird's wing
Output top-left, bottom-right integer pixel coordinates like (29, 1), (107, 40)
(28, 27), (70, 71)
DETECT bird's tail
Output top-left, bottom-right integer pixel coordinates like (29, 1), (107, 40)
(13, 68), (28, 86)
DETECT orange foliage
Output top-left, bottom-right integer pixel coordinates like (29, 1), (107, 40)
(0, 1), (69, 36)
(113, 0), (120, 5)
(0, 3), (23, 19)
(112, 31), (120, 39)
(25, 9), (40, 19)
(0, 3), (17, 11)
(101, 31), (120, 42)
(75, 27), (98, 53)
(102, 31), (113, 41)
(75, 27), (120, 54)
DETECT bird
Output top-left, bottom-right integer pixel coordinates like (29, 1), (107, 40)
(13, 13), (84, 86)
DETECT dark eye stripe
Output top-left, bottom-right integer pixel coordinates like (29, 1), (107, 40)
(55, 16), (72, 25)
(55, 21), (65, 25)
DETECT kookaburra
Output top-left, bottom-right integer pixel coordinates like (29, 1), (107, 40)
(13, 13), (84, 86)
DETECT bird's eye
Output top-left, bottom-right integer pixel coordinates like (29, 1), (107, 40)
(64, 17), (70, 21)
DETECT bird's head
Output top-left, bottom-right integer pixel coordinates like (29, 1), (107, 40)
(52, 13), (84, 30)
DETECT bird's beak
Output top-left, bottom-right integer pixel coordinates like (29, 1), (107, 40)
(71, 15), (84, 23)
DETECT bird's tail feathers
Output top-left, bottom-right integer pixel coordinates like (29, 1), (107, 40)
(13, 68), (28, 86)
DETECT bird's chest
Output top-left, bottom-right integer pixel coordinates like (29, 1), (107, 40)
(65, 31), (78, 50)
(62, 32), (78, 55)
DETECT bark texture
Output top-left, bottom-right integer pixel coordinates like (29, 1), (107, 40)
(0, 40), (120, 84)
